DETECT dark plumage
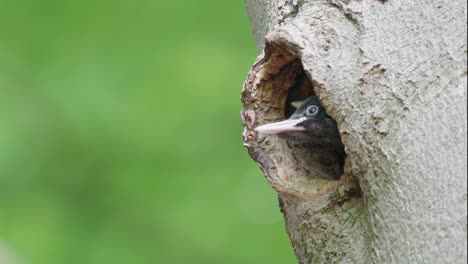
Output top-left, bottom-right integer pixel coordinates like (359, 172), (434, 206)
(256, 96), (343, 150)
(255, 96), (345, 179)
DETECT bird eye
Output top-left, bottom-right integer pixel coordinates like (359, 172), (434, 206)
(306, 105), (319, 116)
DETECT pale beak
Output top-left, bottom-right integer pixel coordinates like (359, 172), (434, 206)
(254, 117), (306, 134)
(291, 100), (304, 109)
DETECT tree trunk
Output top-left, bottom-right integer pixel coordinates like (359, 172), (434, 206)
(241, 0), (467, 263)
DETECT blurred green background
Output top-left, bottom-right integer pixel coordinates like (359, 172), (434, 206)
(0, 0), (296, 263)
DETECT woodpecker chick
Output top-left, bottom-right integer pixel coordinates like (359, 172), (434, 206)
(255, 96), (343, 150)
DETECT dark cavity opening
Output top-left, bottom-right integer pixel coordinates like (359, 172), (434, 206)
(283, 65), (346, 180)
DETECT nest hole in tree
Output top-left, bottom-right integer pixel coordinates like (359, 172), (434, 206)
(246, 42), (348, 195)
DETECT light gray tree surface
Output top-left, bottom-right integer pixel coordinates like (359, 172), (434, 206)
(241, 0), (467, 263)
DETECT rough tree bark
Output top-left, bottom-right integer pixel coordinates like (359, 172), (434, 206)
(241, 0), (467, 263)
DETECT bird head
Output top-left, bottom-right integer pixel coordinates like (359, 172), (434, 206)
(255, 96), (341, 146)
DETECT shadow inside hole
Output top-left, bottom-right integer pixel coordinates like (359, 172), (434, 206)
(282, 67), (346, 180)
(284, 69), (315, 118)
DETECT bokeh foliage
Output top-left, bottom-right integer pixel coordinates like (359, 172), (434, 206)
(0, 0), (296, 263)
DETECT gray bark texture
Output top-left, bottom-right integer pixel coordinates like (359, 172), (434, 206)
(241, 0), (467, 263)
